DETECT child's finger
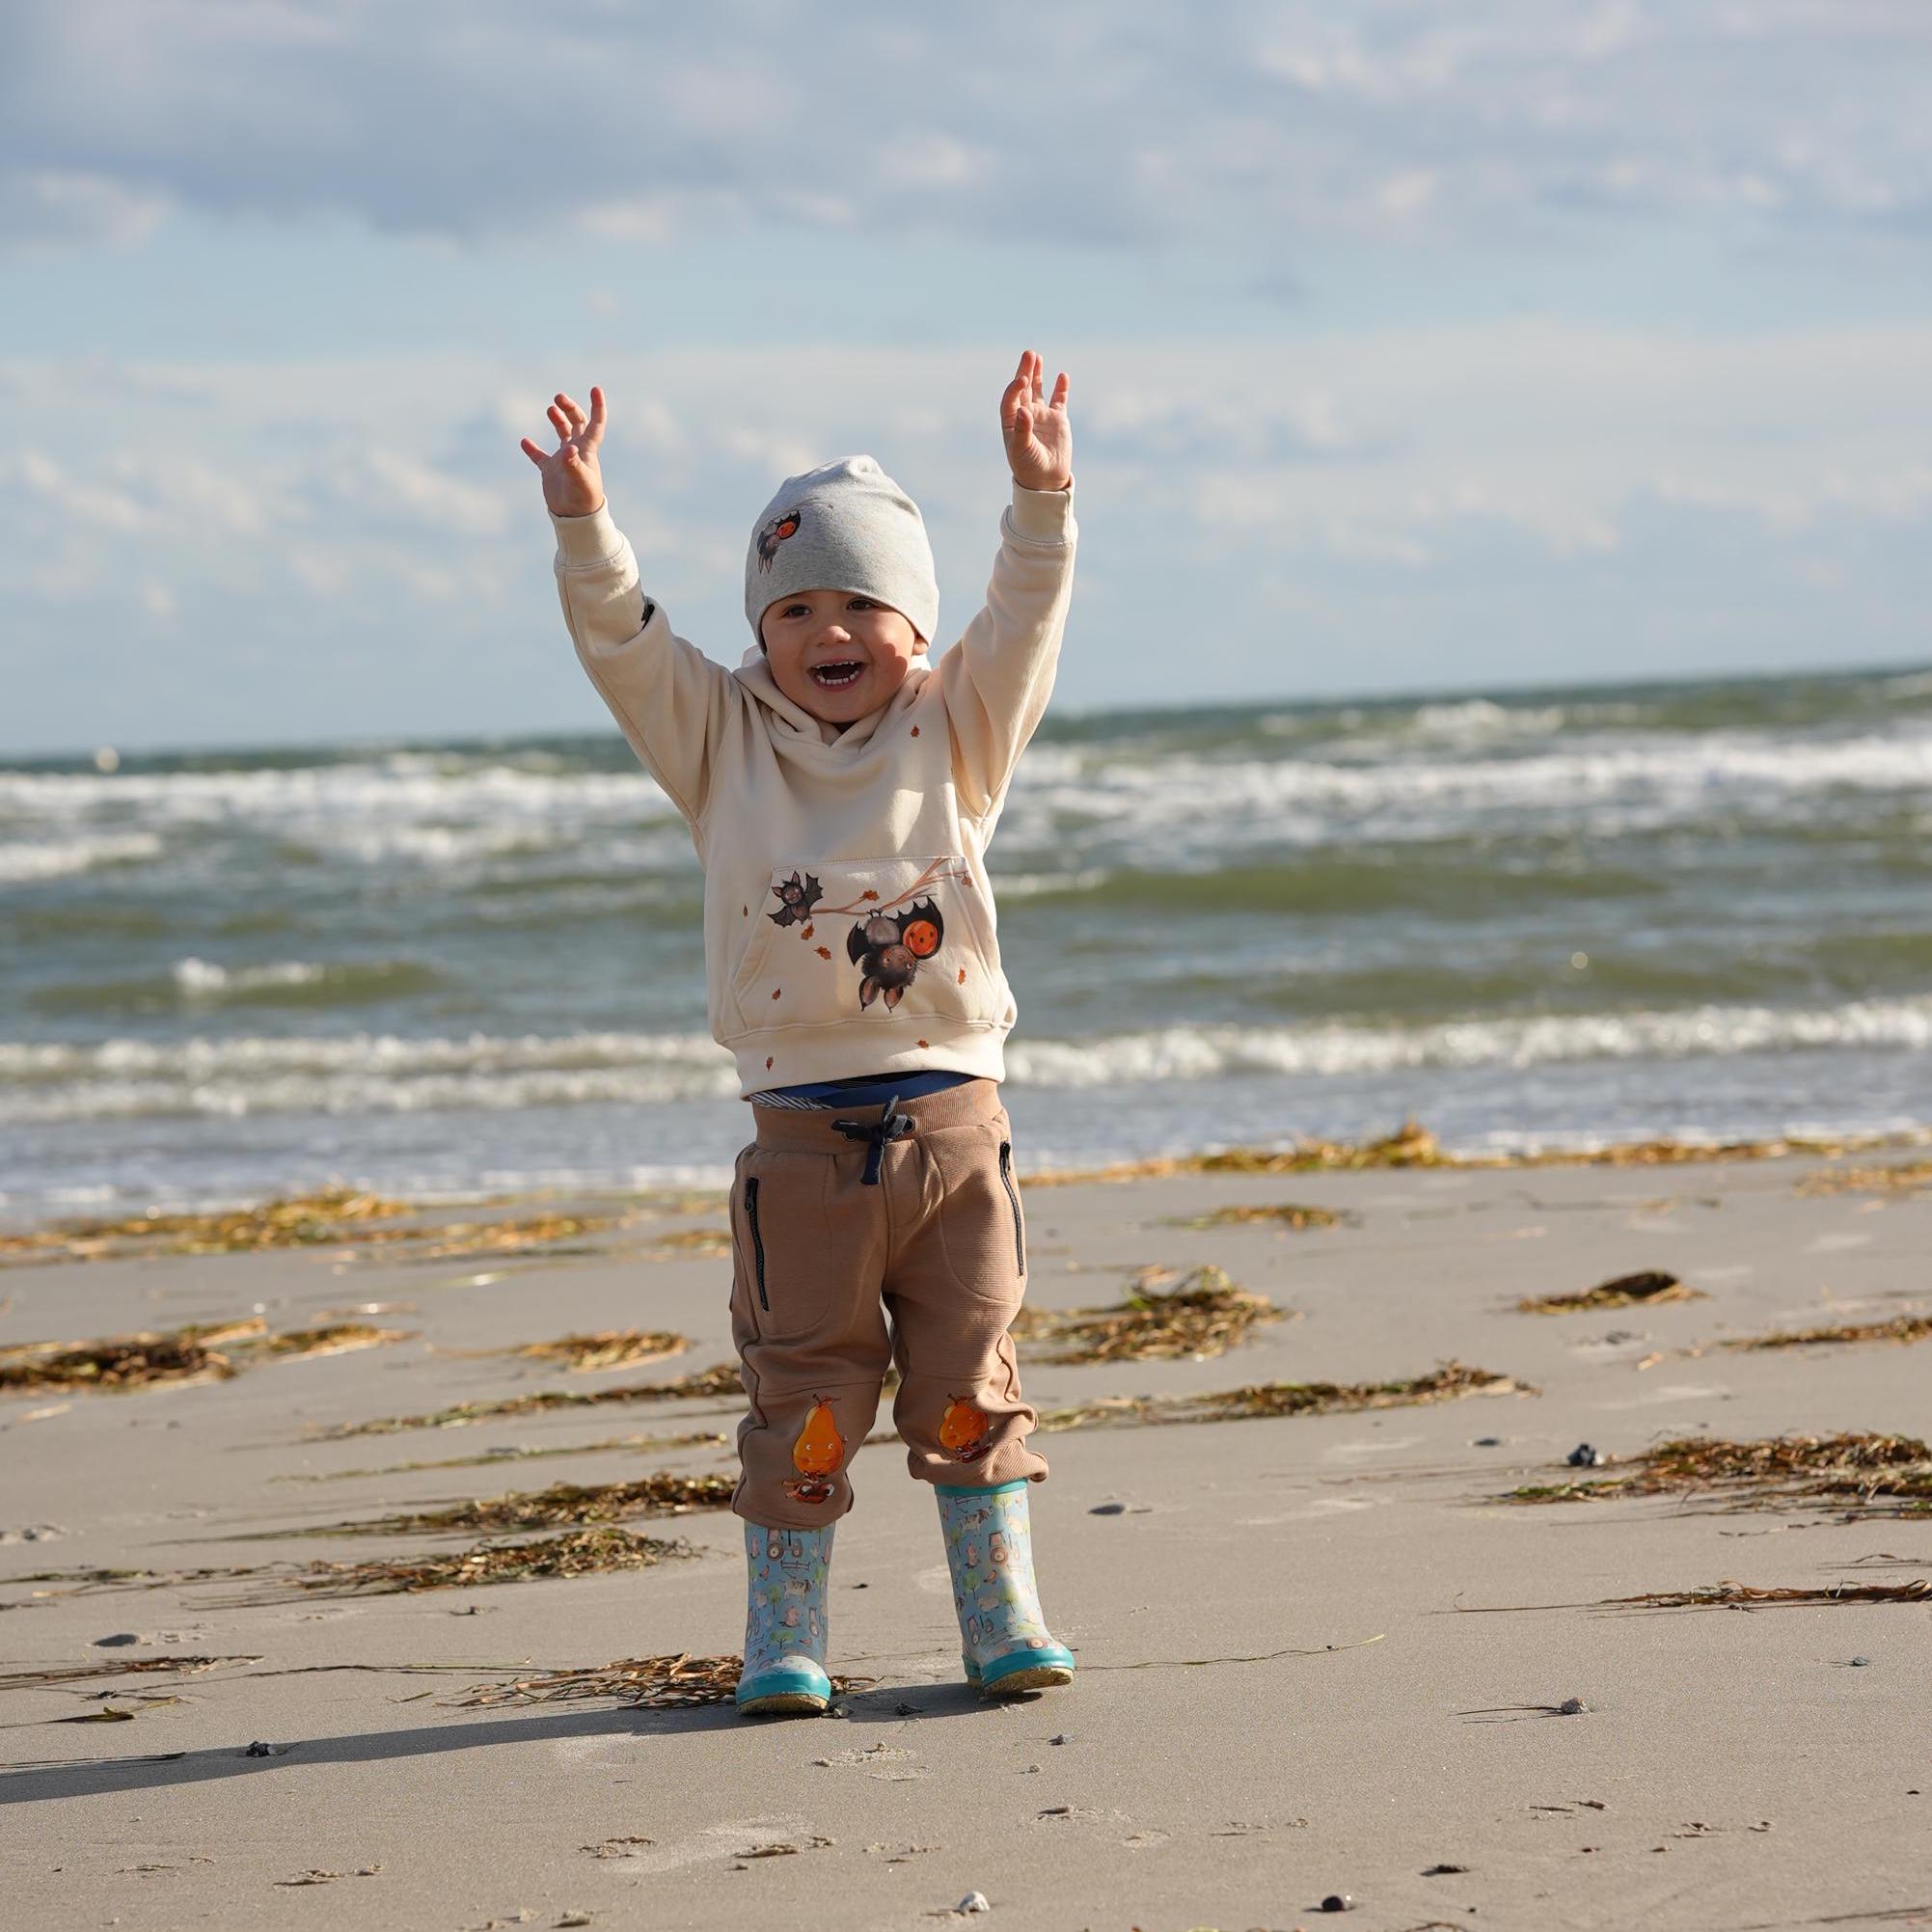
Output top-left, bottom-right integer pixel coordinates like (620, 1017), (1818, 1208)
(585, 385), (607, 446)
(518, 437), (549, 468)
(556, 392), (587, 433)
(1050, 371), (1070, 410)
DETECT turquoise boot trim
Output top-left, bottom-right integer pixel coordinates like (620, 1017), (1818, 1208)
(736, 1520), (834, 1717)
(935, 1482), (1074, 1699)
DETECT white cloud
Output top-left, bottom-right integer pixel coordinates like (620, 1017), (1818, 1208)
(3, 1), (1930, 254)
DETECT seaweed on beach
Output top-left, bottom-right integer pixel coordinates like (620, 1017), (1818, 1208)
(0, 1318), (263, 1393)
(251, 1322), (416, 1360)
(0, 1317), (415, 1394)
(1720, 1315), (1932, 1351)
(450, 1651), (874, 1710)
(309, 1361), (746, 1438)
(500, 1329), (690, 1373)
(268, 1429), (730, 1483)
(249, 1472), (735, 1540)
(1034, 1360), (1532, 1434)
(649, 1228), (733, 1257)
(1020, 1118), (1928, 1188)
(1795, 1159), (1932, 1196)
(1498, 1432), (1932, 1515)
(1008, 1264), (1287, 1363)
(0, 1655), (258, 1692)
(1162, 1203), (1348, 1231)
(1601, 1578), (1930, 1612)
(1515, 1268), (1705, 1316)
(0, 1187), (647, 1269)
(210, 1526), (700, 1604)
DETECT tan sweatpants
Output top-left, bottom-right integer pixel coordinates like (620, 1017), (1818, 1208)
(726, 1075), (1048, 1529)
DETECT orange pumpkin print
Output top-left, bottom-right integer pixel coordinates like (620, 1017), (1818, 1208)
(902, 916), (940, 959)
(784, 1397), (846, 1505)
(939, 1394), (993, 1463)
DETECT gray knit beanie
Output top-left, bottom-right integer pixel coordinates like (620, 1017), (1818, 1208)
(745, 454), (938, 651)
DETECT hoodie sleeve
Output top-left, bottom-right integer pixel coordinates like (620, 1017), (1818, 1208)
(937, 479), (1078, 823)
(552, 502), (738, 831)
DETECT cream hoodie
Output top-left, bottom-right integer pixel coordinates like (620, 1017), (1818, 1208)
(551, 480), (1077, 1096)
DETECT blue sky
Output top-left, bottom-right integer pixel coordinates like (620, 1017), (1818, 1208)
(3, 1), (1930, 754)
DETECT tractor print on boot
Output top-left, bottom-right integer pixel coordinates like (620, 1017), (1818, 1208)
(936, 1479), (1075, 1697)
(735, 1519), (834, 1716)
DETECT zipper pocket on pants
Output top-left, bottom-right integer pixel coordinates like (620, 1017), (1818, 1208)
(997, 1140), (1025, 1277)
(744, 1174), (769, 1311)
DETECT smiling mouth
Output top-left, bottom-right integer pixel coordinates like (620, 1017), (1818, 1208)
(809, 661), (865, 689)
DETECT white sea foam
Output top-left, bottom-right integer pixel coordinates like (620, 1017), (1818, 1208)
(1006, 723), (1932, 858)
(0, 833), (163, 883)
(7, 722), (1927, 886)
(170, 958), (332, 996)
(4, 993), (1925, 1123)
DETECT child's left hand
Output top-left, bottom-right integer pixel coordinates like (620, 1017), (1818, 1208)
(1000, 349), (1073, 493)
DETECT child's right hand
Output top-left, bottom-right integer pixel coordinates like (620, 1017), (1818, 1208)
(520, 385), (607, 517)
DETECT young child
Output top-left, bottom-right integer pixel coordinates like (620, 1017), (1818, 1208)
(522, 351), (1077, 1715)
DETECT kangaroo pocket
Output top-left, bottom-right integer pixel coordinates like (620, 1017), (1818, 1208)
(725, 853), (1001, 1039)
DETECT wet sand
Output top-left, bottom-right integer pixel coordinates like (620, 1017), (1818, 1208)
(3, 1146), (1929, 1930)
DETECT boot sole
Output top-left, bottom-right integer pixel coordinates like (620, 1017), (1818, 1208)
(965, 1645), (1076, 1696)
(979, 1661), (1075, 1697)
(736, 1689), (828, 1716)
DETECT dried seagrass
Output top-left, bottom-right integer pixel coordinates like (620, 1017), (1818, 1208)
(451, 1651), (874, 1710)
(1035, 1361), (1530, 1434)
(1721, 1316), (1932, 1351)
(0, 1319), (262, 1393)
(1516, 1269), (1704, 1316)
(1601, 1578), (1930, 1612)
(262, 1472), (735, 1540)
(313, 1362), (746, 1438)
(1501, 1432), (1932, 1515)
(1009, 1264), (1285, 1364)
(1163, 1203), (1347, 1231)
(1020, 1119), (1927, 1188)
(1795, 1159), (1932, 1196)
(239, 1526), (699, 1601)
(503, 1330), (689, 1373)
(270, 1428), (729, 1483)
(0, 1187), (645, 1269)
(0, 1317), (413, 1393)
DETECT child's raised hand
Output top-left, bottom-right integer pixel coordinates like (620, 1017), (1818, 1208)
(520, 386), (608, 517)
(999, 349), (1073, 493)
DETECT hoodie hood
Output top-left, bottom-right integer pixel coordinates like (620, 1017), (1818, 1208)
(732, 639), (932, 751)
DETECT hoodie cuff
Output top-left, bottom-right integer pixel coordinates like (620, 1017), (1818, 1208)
(1009, 476), (1075, 543)
(550, 500), (626, 567)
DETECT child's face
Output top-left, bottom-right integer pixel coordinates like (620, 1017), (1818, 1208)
(760, 589), (922, 728)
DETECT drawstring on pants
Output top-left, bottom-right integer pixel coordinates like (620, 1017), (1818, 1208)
(831, 1095), (913, 1186)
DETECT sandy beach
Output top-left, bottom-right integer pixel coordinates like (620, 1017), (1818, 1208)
(3, 1132), (1929, 1931)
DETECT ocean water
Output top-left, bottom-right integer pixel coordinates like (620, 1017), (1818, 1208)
(4, 664), (1929, 1222)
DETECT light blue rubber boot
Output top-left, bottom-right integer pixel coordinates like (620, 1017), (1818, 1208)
(735, 1520), (834, 1716)
(936, 1480), (1075, 1697)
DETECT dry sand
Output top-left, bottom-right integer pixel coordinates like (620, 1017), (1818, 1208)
(2, 1145), (1929, 1931)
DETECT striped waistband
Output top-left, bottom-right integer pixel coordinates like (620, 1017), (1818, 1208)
(742, 1068), (978, 1111)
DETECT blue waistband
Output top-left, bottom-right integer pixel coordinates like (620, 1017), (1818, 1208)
(745, 1068), (979, 1110)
